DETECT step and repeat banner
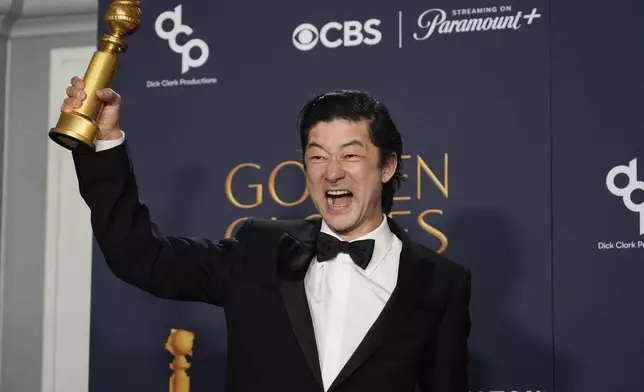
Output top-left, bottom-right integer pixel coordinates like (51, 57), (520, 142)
(86, 0), (643, 391)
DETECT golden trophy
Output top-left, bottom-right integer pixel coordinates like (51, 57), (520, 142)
(48, 0), (141, 153)
(166, 329), (195, 392)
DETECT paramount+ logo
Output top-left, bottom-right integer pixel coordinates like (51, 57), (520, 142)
(292, 19), (382, 51)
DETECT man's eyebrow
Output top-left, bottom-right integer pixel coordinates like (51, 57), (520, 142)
(306, 141), (324, 150)
(306, 140), (364, 150)
(341, 140), (364, 148)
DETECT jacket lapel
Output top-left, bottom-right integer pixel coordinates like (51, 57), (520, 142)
(276, 219), (323, 389)
(327, 217), (432, 392)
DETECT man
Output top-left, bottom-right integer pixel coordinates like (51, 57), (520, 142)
(62, 76), (471, 392)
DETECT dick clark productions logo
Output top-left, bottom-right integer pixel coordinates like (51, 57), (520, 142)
(606, 158), (644, 235)
(155, 5), (209, 74)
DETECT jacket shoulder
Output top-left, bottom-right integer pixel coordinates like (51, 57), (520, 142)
(409, 242), (471, 311)
(411, 241), (471, 287)
(414, 240), (468, 271)
(233, 217), (315, 243)
(230, 218), (316, 279)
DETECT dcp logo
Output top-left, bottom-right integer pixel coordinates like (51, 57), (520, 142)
(606, 158), (644, 234)
(155, 5), (209, 74)
(292, 19), (382, 51)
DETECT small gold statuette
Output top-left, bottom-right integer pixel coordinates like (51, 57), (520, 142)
(48, 0), (141, 153)
(166, 328), (195, 392)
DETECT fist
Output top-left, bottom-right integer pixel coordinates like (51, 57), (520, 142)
(62, 76), (122, 141)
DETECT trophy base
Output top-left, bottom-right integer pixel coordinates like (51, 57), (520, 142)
(49, 111), (97, 154)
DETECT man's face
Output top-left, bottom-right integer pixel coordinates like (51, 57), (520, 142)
(304, 118), (397, 240)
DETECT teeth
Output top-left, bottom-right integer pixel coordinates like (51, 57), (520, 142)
(326, 190), (351, 196)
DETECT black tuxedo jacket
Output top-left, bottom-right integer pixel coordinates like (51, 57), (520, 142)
(72, 142), (471, 392)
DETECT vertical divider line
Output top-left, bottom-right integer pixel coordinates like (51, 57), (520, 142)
(548, 0), (556, 391)
(398, 11), (402, 49)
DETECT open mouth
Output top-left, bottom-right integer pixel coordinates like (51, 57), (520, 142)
(325, 190), (354, 209)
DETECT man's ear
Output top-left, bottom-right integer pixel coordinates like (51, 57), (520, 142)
(381, 153), (398, 183)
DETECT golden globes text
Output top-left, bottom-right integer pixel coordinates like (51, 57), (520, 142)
(224, 153), (450, 253)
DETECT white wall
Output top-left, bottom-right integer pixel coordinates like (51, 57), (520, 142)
(0, 0), (98, 391)
(43, 46), (96, 392)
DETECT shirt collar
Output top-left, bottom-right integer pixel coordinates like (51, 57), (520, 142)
(319, 214), (395, 275)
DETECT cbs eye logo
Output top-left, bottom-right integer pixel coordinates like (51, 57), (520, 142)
(292, 19), (382, 51)
(607, 158), (644, 235)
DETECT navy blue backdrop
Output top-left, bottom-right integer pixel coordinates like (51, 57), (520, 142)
(84, 0), (644, 391)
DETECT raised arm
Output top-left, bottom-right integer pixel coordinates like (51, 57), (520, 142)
(63, 76), (247, 306)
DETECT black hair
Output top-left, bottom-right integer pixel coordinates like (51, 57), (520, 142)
(297, 90), (406, 214)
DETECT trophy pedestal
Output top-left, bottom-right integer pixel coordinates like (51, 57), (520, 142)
(49, 111), (98, 154)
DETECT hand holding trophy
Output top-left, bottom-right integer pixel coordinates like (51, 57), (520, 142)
(61, 77), (123, 142)
(49, 0), (141, 153)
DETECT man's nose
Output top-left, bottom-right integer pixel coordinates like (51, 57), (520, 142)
(324, 159), (345, 182)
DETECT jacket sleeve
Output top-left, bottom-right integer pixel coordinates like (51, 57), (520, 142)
(418, 268), (472, 392)
(72, 141), (249, 307)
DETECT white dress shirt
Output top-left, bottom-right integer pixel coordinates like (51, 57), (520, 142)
(305, 215), (402, 391)
(95, 133), (404, 390)
(94, 130), (126, 151)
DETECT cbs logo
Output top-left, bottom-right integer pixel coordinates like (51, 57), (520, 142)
(292, 19), (382, 51)
(606, 158), (644, 235)
(155, 5), (209, 74)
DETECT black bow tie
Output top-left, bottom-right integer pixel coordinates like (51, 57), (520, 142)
(316, 232), (375, 269)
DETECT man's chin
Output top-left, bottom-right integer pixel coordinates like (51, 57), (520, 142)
(321, 214), (357, 234)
